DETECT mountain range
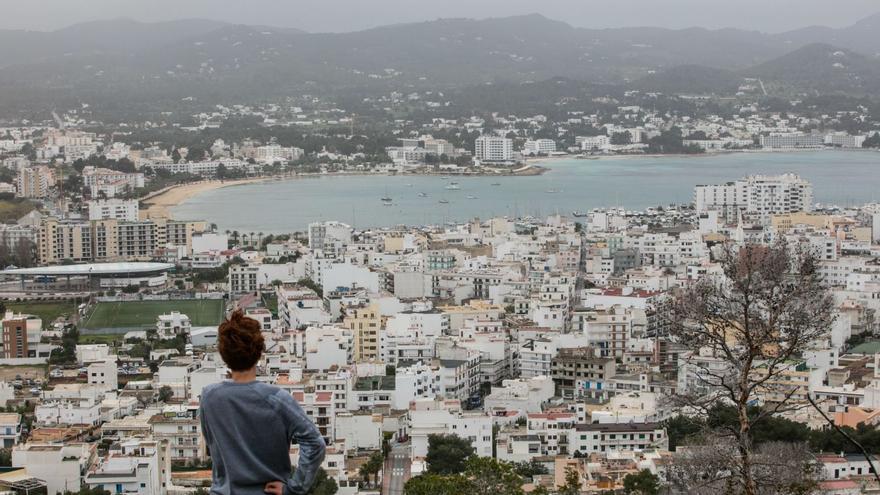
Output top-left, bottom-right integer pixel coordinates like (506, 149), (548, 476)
(1, 13), (880, 111)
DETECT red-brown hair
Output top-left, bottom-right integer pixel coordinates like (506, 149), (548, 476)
(218, 310), (264, 371)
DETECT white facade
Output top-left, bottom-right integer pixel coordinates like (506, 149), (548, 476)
(84, 440), (161, 495)
(408, 399), (493, 460)
(76, 344), (111, 365)
(87, 199), (139, 221)
(322, 263), (380, 295)
(394, 362), (442, 409)
(484, 376), (555, 414)
(760, 133), (824, 149)
(0, 413), (21, 447)
(308, 221), (352, 257)
(578, 135), (611, 151)
(12, 442), (92, 495)
(192, 232), (228, 253)
(88, 360), (118, 392)
(523, 139), (557, 156)
(304, 326), (353, 371)
(156, 311), (192, 339)
(475, 136), (514, 162)
(695, 174), (813, 223)
(334, 413), (383, 451)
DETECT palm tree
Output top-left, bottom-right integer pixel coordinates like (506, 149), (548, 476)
(231, 230), (240, 246)
(249, 232), (256, 247)
(257, 232), (264, 248)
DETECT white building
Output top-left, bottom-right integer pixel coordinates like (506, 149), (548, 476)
(84, 440), (161, 495)
(0, 413), (21, 447)
(87, 360), (118, 392)
(304, 326), (353, 371)
(483, 376), (555, 414)
(12, 442), (93, 495)
(82, 167), (145, 198)
(35, 401), (101, 426)
(394, 362), (442, 409)
(695, 174), (813, 223)
(229, 264), (260, 294)
(192, 232), (228, 254)
(386, 146), (428, 165)
(475, 136), (514, 163)
(151, 404), (204, 461)
(322, 263), (380, 295)
(523, 139), (557, 156)
(87, 199), (139, 221)
(760, 133), (824, 149)
(156, 312), (192, 339)
(571, 422), (668, 455)
(577, 135), (611, 151)
(825, 133), (866, 149)
(334, 412), (383, 451)
(408, 398), (493, 460)
(254, 144), (304, 164)
(308, 221), (353, 257)
(76, 344), (111, 365)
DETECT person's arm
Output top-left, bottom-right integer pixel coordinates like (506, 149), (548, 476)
(198, 403), (216, 478)
(278, 392), (326, 495)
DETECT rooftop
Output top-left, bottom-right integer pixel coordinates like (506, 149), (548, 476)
(2, 262), (174, 276)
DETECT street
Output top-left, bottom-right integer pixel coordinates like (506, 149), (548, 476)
(383, 441), (411, 495)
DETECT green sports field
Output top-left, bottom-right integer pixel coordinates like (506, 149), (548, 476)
(82, 299), (225, 330)
(5, 301), (77, 328)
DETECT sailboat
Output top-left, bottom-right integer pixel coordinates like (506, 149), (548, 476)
(381, 187), (392, 205)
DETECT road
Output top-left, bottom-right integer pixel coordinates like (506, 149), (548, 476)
(383, 442), (411, 495)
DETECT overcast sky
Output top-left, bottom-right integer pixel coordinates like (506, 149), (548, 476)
(2, 0), (879, 33)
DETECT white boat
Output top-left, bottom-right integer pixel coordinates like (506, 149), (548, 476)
(418, 192), (428, 197)
(445, 182), (461, 190)
(467, 195), (478, 199)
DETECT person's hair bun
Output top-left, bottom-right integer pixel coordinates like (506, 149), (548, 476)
(217, 309), (264, 371)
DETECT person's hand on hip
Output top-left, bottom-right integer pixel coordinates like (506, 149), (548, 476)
(264, 481), (284, 495)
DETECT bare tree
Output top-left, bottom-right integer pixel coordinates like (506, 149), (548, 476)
(669, 242), (835, 495)
(669, 437), (818, 494)
(13, 238), (35, 268)
(0, 231), (10, 267)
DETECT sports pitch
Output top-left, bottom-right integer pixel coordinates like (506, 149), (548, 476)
(82, 299), (225, 330)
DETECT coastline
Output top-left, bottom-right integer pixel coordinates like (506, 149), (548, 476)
(143, 147), (870, 220)
(140, 166), (549, 218)
(141, 177), (271, 219)
(525, 147), (866, 165)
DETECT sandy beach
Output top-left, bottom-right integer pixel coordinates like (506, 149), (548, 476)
(140, 167), (549, 219)
(141, 177), (271, 219)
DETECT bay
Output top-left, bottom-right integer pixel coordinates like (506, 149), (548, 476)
(170, 150), (880, 233)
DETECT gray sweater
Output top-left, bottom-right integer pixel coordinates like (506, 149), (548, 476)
(199, 381), (326, 495)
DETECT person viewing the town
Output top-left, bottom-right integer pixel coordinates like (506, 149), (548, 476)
(199, 310), (326, 495)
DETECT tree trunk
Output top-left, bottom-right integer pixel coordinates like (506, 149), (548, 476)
(737, 402), (757, 495)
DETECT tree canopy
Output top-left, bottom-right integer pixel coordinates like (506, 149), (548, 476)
(426, 434), (475, 475)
